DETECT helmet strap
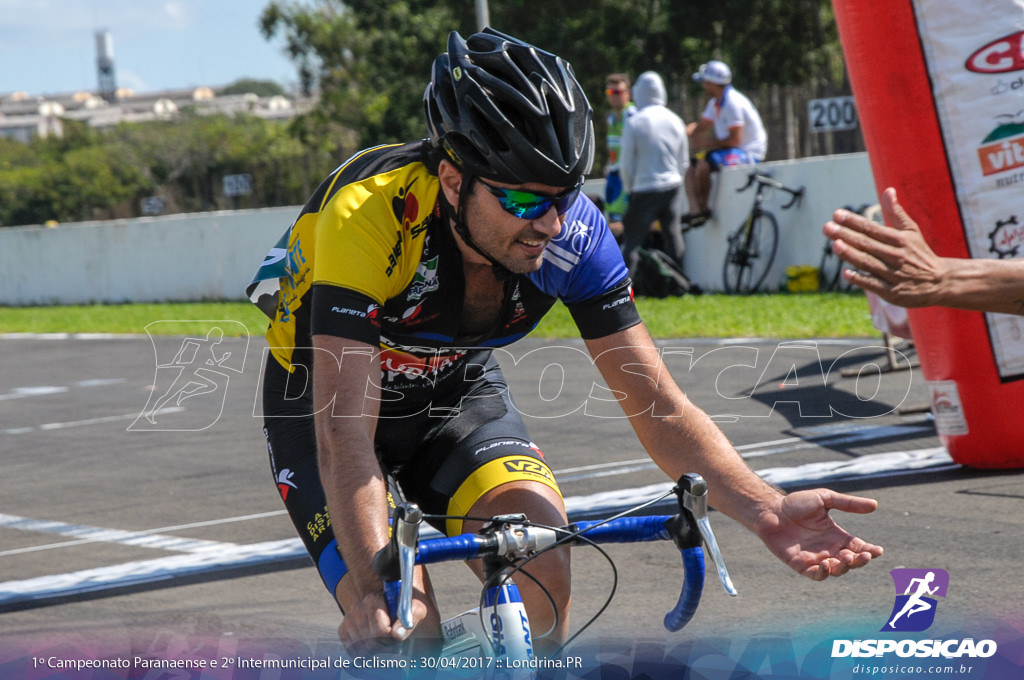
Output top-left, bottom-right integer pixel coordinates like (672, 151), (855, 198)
(446, 173), (513, 281)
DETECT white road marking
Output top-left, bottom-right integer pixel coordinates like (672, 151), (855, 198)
(4, 407), (184, 435)
(0, 510), (288, 558)
(0, 446), (955, 610)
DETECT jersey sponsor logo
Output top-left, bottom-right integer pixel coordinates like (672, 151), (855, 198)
(544, 219), (593, 272)
(330, 303), (381, 324)
(380, 346), (467, 380)
(977, 119), (1024, 177)
(602, 293), (632, 310)
(407, 254), (440, 300)
(988, 215), (1024, 258)
(392, 177), (431, 237)
(385, 230), (404, 277)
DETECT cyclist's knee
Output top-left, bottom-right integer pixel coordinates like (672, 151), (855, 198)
(464, 480), (572, 638)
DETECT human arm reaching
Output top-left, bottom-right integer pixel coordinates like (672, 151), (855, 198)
(824, 187), (1024, 315)
(585, 324), (883, 580)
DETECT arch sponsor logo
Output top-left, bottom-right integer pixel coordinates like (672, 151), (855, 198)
(967, 30), (1024, 74)
(977, 113), (1024, 177)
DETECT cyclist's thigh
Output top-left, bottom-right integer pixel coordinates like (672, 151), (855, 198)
(390, 356), (562, 538)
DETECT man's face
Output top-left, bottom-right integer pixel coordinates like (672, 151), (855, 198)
(461, 177), (573, 274)
(605, 82), (630, 112)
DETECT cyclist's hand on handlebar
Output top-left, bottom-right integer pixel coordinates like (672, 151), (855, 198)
(338, 590), (420, 654)
(754, 489), (884, 581)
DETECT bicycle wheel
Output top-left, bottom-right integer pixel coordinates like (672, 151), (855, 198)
(722, 211), (779, 294)
(818, 241), (844, 291)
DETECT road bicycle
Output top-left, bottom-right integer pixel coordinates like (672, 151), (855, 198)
(723, 171), (805, 294)
(819, 203), (880, 292)
(358, 473), (736, 665)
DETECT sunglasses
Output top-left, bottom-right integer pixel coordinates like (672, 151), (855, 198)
(476, 178), (583, 220)
(605, 88), (627, 95)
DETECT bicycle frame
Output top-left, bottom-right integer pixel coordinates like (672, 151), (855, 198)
(371, 474), (737, 662)
(723, 171), (804, 294)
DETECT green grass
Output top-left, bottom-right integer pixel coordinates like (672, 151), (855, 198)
(0, 293), (877, 339)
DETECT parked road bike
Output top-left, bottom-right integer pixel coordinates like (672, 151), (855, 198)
(819, 203), (880, 292)
(355, 473), (736, 666)
(723, 171), (805, 294)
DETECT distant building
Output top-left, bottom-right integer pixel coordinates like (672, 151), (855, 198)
(0, 86), (309, 142)
(0, 27), (307, 142)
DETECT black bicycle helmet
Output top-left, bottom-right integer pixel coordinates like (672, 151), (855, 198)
(424, 28), (594, 188)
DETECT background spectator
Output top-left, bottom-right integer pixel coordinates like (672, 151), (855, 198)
(603, 73), (636, 236)
(619, 71), (689, 275)
(684, 60), (767, 228)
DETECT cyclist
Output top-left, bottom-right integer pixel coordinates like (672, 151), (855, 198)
(251, 29), (882, 655)
(683, 60), (768, 228)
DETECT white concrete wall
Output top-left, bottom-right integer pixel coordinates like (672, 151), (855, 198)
(0, 207), (297, 305)
(0, 153), (877, 306)
(682, 153), (877, 292)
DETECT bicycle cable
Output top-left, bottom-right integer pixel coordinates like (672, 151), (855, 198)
(424, 486), (679, 657)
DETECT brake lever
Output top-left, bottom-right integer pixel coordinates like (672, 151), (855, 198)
(676, 474), (738, 597)
(371, 503), (423, 630)
(395, 503), (422, 629)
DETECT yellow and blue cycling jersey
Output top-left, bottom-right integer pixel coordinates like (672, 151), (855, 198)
(249, 140), (641, 412)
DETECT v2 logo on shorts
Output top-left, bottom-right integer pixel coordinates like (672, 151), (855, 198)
(881, 568), (950, 632)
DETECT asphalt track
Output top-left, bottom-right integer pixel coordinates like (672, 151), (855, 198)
(1, 329), (1023, 676)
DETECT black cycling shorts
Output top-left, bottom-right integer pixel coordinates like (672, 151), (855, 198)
(261, 352), (561, 598)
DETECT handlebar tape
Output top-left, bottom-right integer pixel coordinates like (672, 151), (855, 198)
(382, 579), (402, 624)
(663, 546), (706, 632)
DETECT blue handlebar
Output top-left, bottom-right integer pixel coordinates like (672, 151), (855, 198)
(377, 513), (713, 633)
(664, 547), (706, 631)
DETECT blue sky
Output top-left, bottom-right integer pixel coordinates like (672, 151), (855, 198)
(0, 0), (299, 97)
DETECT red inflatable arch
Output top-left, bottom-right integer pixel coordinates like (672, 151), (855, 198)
(834, 0), (1024, 467)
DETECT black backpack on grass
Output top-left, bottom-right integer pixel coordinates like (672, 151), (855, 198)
(632, 247), (702, 298)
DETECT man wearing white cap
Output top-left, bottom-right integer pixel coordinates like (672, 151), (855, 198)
(683, 60), (767, 228)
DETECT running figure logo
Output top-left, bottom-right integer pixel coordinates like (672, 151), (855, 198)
(881, 568), (950, 632)
(130, 321), (249, 431)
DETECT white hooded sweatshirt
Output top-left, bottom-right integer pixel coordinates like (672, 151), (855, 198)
(619, 71), (689, 194)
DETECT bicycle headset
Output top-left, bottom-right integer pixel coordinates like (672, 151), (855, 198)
(423, 28), (595, 275)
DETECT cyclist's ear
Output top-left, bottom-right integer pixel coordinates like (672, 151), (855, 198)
(438, 159), (463, 206)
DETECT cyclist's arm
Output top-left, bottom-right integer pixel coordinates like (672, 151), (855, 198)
(312, 333), (389, 594)
(584, 323), (883, 579)
(312, 333), (426, 646)
(583, 323), (778, 525)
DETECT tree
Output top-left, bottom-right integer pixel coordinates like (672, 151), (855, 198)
(257, 0), (843, 165)
(220, 78), (288, 97)
(260, 0), (471, 152)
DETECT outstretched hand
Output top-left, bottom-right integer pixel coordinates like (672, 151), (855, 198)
(754, 489), (883, 580)
(823, 188), (949, 308)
